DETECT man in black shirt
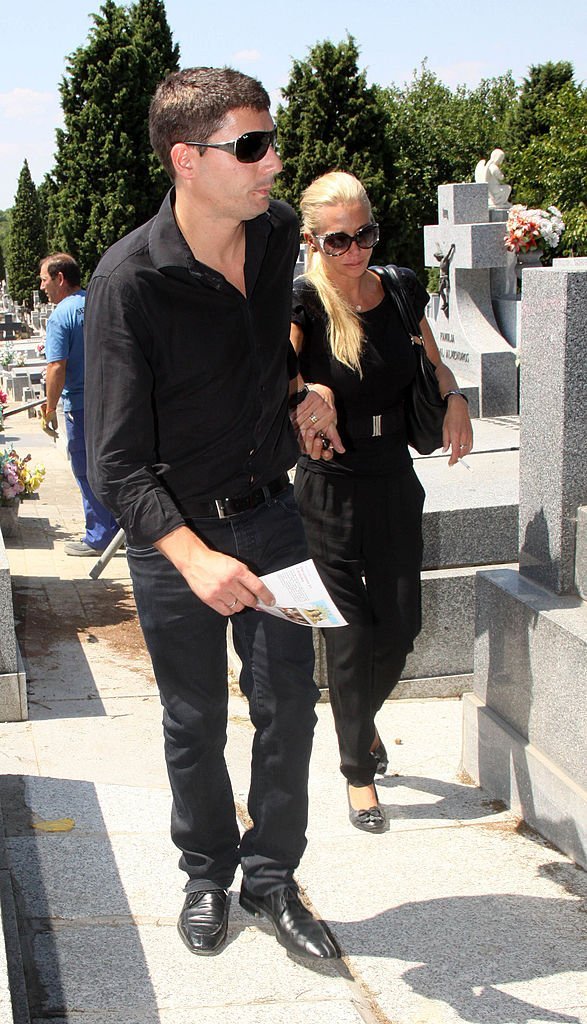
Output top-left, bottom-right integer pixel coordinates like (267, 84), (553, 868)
(84, 67), (342, 960)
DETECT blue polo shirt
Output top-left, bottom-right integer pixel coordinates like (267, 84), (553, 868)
(45, 290), (86, 412)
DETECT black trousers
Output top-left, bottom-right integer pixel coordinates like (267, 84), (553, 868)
(127, 486), (319, 895)
(294, 463), (425, 786)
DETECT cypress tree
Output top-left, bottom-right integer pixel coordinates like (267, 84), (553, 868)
(48, 0), (179, 280)
(6, 160), (47, 306)
(274, 35), (388, 247)
(129, 0), (180, 224)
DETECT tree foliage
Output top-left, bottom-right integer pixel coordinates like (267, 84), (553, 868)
(506, 61), (574, 154)
(501, 61), (586, 255)
(48, 0), (179, 280)
(276, 48), (520, 280)
(274, 35), (388, 248)
(509, 81), (587, 253)
(6, 160), (47, 306)
(381, 65), (517, 277)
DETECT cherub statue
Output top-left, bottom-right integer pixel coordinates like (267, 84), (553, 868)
(474, 148), (512, 208)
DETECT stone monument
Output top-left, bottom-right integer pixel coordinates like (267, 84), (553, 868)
(0, 532), (26, 721)
(462, 259), (587, 868)
(423, 183), (518, 417)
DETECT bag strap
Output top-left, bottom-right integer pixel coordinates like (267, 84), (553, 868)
(371, 264), (423, 342)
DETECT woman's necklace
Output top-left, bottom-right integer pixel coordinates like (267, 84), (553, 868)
(352, 271), (375, 312)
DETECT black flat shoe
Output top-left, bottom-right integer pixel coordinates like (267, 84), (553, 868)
(347, 783), (386, 834)
(177, 888), (229, 955)
(240, 883), (340, 959)
(370, 738), (388, 776)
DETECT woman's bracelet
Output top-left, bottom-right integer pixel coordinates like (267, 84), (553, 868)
(443, 389), (468, 404)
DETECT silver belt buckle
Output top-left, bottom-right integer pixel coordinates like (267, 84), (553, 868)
(372, 414), (382, 437)
(215, 499), (227, 518)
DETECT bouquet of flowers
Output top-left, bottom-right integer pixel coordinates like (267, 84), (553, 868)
(0, 448), (45, 505)
(505, 205), (565, 255)
(36, 342), (46, 358)
(1, 342), (15, 370)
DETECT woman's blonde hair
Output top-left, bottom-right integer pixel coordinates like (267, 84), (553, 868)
(300, 171), (373, 374)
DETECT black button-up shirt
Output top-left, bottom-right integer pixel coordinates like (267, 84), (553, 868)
(84, 189), (300, 548)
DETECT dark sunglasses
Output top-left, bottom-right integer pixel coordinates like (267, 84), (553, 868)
(184, 128), (278, 164)
(313, 222), (380, 257)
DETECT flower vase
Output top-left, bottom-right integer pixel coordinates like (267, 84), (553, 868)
(516, 249), (543, 285)
(0, 498), (20, 538)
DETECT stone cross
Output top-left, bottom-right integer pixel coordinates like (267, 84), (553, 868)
(423, 182), (518, 417)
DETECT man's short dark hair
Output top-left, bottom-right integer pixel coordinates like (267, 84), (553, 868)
(40, 253), (81, 288)
(149, 67), (271, 180)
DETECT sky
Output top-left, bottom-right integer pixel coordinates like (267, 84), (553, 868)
(0, 0), (586, 210)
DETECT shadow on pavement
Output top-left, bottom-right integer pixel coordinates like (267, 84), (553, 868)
(0, 773), (160, 1020)
(330, 889), (585, 1023)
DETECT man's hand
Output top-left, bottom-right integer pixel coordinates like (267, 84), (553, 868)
(42, 360), (66, 442)
(290, 387), (345, 461)
(40, 402), (59, 441)
(155, 526), (275, 616)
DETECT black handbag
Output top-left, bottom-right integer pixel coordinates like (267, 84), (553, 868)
(371, 264), (446, 455)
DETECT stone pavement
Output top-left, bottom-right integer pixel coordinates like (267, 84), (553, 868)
(0, 409), (585, 1024)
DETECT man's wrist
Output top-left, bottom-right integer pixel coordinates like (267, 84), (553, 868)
(288, 385), (309, 409)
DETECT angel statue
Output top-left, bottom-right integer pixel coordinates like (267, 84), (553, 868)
(474, 149), (512, 208)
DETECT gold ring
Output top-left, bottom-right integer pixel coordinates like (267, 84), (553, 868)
(309, 413), (318, 424)
(228, 598), (238, 609)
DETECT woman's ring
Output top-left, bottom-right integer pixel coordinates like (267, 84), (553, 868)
(309, 413), (318, 424)
(228, 597), (238, 609)
(460, 444), (467, 449)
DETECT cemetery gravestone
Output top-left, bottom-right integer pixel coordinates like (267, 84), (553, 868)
(423, 182), (518, 417)
(462, 259), (587, 868)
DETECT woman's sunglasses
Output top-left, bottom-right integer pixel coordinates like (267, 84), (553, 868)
(184, 128), (278, 164)
(313, 222), (380, 257)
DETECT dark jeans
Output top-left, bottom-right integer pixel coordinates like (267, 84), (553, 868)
(127, 485), (319, 895)
(65, 409), (119, 550)
(294, 464), (425, 786)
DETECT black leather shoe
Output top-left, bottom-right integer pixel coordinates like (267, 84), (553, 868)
(177, 889), (229, 955)
(370, 738), (388, 776)
(347, 782), (386, 834)
(240, 884), (340, 959)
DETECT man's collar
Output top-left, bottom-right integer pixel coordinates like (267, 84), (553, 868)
(148, 188), (273, 282)
(148, 188), (194, 274)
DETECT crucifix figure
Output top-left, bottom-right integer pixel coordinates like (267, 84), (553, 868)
(435, 243), (456, 314)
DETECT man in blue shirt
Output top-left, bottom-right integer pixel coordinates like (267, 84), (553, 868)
(40, 253), (118, 555)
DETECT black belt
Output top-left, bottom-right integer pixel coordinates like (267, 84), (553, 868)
(185, 472), (290, 519)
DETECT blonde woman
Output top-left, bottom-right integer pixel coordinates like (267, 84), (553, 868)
(291, 172), (472, 833)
